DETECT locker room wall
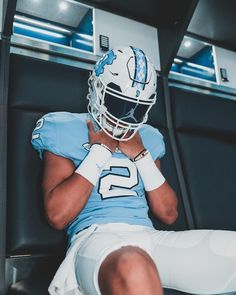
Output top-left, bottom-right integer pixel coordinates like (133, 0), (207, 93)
(169, 85), (236, 230)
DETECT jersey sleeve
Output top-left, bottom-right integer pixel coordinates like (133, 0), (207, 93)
(31, 113), (59, 160)
(141, 125), (165, 161)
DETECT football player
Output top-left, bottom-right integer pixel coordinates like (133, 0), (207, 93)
(32, 46), (236, 295)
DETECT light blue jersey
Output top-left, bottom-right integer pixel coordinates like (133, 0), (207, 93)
(31, 112), (165, 242)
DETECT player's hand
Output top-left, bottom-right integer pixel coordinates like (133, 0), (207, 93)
(87, 119), (118, 152)
(118, 131), (145, 160)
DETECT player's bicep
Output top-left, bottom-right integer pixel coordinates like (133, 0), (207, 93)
(42, 151), (75, 197)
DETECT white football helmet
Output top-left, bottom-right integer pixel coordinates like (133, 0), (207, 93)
(87, 46), (157, 141)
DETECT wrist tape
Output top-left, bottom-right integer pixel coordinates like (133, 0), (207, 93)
(75, 144), (112, 185)
(134, 150), (165, 191)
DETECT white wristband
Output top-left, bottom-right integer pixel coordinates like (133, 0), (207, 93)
(75, 144), (112, 186)
(134, 151), (165, 191)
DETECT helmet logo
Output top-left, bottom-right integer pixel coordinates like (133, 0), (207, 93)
(95, 50), (117, 77)
(136, 90), (140, 97)
(120, 105), (138, 123)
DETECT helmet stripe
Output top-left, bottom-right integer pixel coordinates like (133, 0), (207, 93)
(131, 47), (148, 93)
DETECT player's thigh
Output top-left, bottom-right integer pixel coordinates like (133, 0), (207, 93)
(151, 229), (236, 294)
(75, 225), (156, 295)
(75, 230), (121, 295)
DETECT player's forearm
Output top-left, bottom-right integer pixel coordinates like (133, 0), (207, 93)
(154, 199), (178, 225)
(148, 182), (178, 225)
(44, 173), (93, 230)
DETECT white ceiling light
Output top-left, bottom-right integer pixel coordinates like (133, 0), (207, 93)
(59, 2), (68, 11)
(14, 15), (71, 34)
(184, 40), (191, 48)
(76, 33), (93, 41)
(174, 58), (183, 64)
(186, 62), (215, 73)
(14, 22), (65, 38)
(75, 39), (92, 46)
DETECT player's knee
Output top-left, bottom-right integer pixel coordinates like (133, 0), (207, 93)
(99, 246), (158, 288)
(114, 246), (156, 275)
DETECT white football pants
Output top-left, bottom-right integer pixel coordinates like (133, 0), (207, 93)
(74, 223), (236, 295)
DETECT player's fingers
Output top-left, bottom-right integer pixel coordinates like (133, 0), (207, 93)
(86, 119), (95, 134)
(123, 130), (133, 139)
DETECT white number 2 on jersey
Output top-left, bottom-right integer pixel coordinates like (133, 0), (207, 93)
(98, 158), (139, 199)
(32, 118), (44, 140)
